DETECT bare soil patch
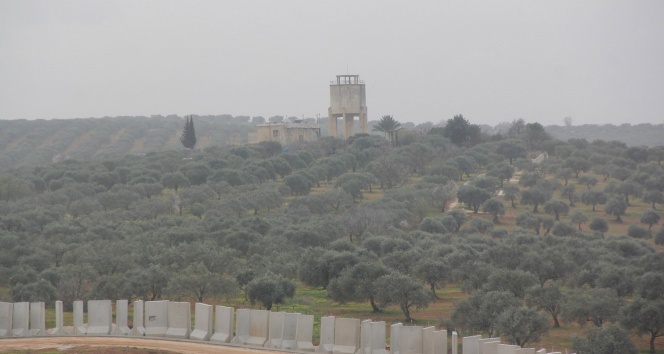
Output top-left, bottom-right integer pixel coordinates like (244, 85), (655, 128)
(0, 337), (283, 354)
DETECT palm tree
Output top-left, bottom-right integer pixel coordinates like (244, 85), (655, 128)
(372, 115), (402, 146)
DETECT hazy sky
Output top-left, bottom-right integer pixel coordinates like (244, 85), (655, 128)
(1, 1), (663, 126)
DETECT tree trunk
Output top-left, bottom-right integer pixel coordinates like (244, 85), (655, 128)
(401, 303), (412, 323)
(430, 283), (438, 299)
(370, 296), (381, 313)
(552, 314), (560, 328)
(650, 332), (656, 354)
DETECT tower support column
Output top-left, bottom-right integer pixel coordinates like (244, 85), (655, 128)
(360, 109), (368, 134)
(343, 113), (355, 140)
(328, 108), (338, 138)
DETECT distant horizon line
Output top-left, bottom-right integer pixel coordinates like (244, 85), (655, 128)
(1, 115), (662, 128)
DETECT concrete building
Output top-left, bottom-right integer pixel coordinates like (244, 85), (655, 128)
(329, 75), (367, 139)
(250, 122), (321, 146)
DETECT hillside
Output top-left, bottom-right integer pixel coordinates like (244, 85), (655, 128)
(1, 117), (664, 353)
(0, 115), (254, 171)
(0, 116), (663, 172)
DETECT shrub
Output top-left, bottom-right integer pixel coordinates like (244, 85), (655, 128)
(627, 224), (649, 239)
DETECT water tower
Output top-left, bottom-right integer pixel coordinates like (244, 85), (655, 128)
(328, 75), (367, 139)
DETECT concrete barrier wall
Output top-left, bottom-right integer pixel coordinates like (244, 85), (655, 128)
(211, 305), (234, 343)
(246, 309), (270, 347)
(190, 303), (213, 341)
(0, 302), (12, 337)
(49, 301), (65, 336)
(73, 301), (85, 335)
(399, 326), (423, 354)
(433, 330), (447, 354)
(482, 341), (499, 354)
(114, 300), (130, 336)
(317, 316), (335, 354)
(477, 338), (500, 354)
(360, 320), (371, 354)
(369, 321), (386, 354)
(87, 300), (112, 335)
(280, 312), (299, 350)
(0, 298), (550, 354)
(232, 308), (251, 345)
(390, 323), (402, 354)
(497, 344), (520, 354)
(333, 317), (360, 354)
(423, 326), (434, 354)
(514, 349), (535, 354)
(295, 314), (315, 352)
(462, 335), (481, 354)
(29, 302), (46, 337)
(12, 302), (29, 337)
(144, 300), (169, 337)
(165, 301), (191, 339)
(267, 311), (285, 348)
(130, 300), (145, 337)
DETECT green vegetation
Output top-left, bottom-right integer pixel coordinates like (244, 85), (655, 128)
(0, 115), (663, 353)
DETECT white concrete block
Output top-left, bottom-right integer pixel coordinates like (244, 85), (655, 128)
(535, 350), (546, 354)
(399, 326), (423, 354)
(281, 312), (299, 350)
(0, 302), (12, 337)
(497, 344), (520, 354)
(333, 317), (360, 354)
(317, 316), (335, 354)
(211, 305), (234, 343)
(295, 314), (315, 352)
(370, 321), (386, 354)
(359, 319), (371, 354)
(144, 300), (169, 337)
(12, 302), (30, 337)
(87, 300), (112, 335)
(246, 309), (270, 347)
(267, 311), (285, 348)
(190, 303), (213, 341)
(451, 332), (457, 354)
(462, 335), (481, 354)
(113, 300), (130, 336)
(423, 326), (434, 354)
(433, 330), (447, 354)
(231, 308), (250, 345)
(130, 300), (145, 337)
(477, 338), (500, 354)
(482, 341), (499, 354)
(29, 302), (46, 336)
(390, 323), (402, 354)
(73, 301), (85, 335)
(48, 301), (65, 336)
(165, 301), (190, 339)
(514, 349), (535, 354)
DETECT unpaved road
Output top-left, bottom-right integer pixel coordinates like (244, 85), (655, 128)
(0, 337), (286, 354)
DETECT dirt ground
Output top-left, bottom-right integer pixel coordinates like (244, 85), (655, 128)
(0, 337), (286, 354)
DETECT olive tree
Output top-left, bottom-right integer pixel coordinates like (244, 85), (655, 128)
(374, 272), (430, 322)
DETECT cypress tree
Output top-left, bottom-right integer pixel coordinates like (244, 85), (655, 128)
(180, 115), (197, 149)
